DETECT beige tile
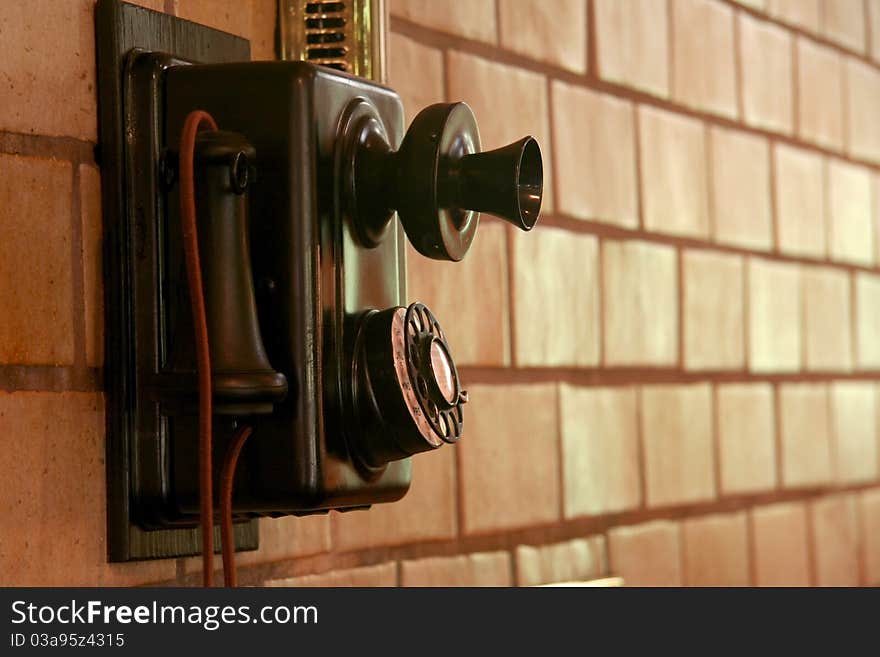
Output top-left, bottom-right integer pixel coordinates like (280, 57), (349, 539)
(739, 13), (794, 133)
(710, 127), (772, 250)
(408, 223), (510, 366)
(870, 0), (880, 63)
(717, 383), (777, 495)
(774, 144), (826, 258)
(235, 515), (330, 569)
(830, 382), (879, 484)
(80, 164), (103, 368)
(748, 258), (802, 373)
(391, 0), (497, 43)
(641, 384), (715, 507)
(401, 551), (511, 586)
(608, 521), (682, 586)
(498, 0), (587, 73)
(448, 51), (553, 212)
(683, 250), (745, 371)
(803, 266), (853, 372)
(812, 494), (860, 586)
(797, 38), (845, 150)
(458, 385), (560, 534)
(594, 0), (669, 97)
(752, 502), (812, 586)
(862, 489), (880, 584)
(388, 33), (444, 122)
(173, 0), (276, 59)
(603, 240), (678, 366)
(516, 537), (606, 586)
(855, 272), (880, 368)
(559, 385), (641, 518)
(511, 227), (599, 367)
(768, 0), (821, 32)
(682, 512), (750, 586)
(551, 82), (638, 227)
(266, 562), (397, 587)
(779, 383), (833, 488)
(672, 0), (737, 118)
(828, 160), (874, 266)
(820, 0), (866, 52)
(0, 154), (74, 366)
(639, 106), (710, 238)
(845, 58), (880, 163)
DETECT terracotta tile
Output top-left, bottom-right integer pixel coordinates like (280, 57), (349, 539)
(861, 489), (880, 584)
(0, 0), (97, 139)
(748, 258), (802, 373)
(768, 0), (821, 32)
(683, 250), (745, 371)
(845, 58), (880, 163)
(388, 33), (444, 122)
(234, 514), (331, 569)
(638, 106), (710, 239)
(400, 551), (511, 586)
(447, 51), (553, 212)
(717, 383), (777, 495)
(682, 512), (750, 586)
(551, 82), (638, 228)
(331, 445), (457, 550)
(266, 562), (397, 587)
(559, 385), (641, 518)
(516, 536), (606, 586)
(710, 127), (772, 251)
(0, 392), (176, 585)
(80, 164), (103, 368)
(752, 502), (812, 586)
(855, 273), (880, 369)
(803, 266), (853, 372)
(173, 0), (276, 58)
(672, 0), (737, 118)
(594, 0), (670, 97)
(641, 384), (715, 507)
(498, 0), (587, 73)
(0, 154), (74, 366)
(812, 494), (860, 586)
(602, 240), (678, 366)
(391, 0), (497, 43)
(458, 384), (560, 534)
(408, 223), (510, 366)
(608, 521), (682, 586)
(829, 382), (879, 484)
(511, 227), (599, 367)
(828, 160), (874, 266)
(820, 0), (866, 52)
(797, 38), (845, 150)
(779, 383), (833, 488)
(739, 13), (793, 134)
(774, 144), (826, 258)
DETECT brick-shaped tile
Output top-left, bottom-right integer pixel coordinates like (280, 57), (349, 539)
(812, 494), (860, 586)
(752, 502), (812, 586)
(779, 383), (833, 488)
(797, 39), (844, 150)
(870, 0), (880, 63)
(391, 0), (497, 43)
(828, 160), (874, 267)
(234, 515), (330, 569)
(829, 382), (879, 484)
(594, 0), (669, 97)
(738, 13), (793, 134)
(388, 33), (444, 121)
(671, 0), (737, 118)
(862, 489), (880, 584)
(266, 563), (397, 587)
(748, 258), (802, 373)
(820, 0), (866, 52)
(641, 384), (715, 507)
(638, 106), (709, 239)
(497, 0), (587, 73)
(511, 227), (599, 367)
(0, 154), (74, 366)
(559, 385), (641, 518)
(516, 537), (606, 586)
(803, 266), (852, 372)
(401, 551), (511, 586)
(457, 385), (560, 534)
(855, 273), (880, 369)
(173, 0), (276, 60)
(551, 82), (638, 228)
(603, 240), (678, 366)
(717, 383), (777, 495)
(682, 512), (750, 586)
(774, 144), (826, 258)
(683, 250), (745, 371)
(608, 521), (682, 586)
(845, 59), (880, 163)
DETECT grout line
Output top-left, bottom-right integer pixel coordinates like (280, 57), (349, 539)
(586, 0), (598, 78)
(0, 131), (95, 163)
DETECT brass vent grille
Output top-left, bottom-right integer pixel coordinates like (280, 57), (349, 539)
(279, 0), (386, 81)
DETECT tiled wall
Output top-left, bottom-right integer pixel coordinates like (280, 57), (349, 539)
(2, 0), (880, 587)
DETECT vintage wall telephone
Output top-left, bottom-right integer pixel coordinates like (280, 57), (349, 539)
(96, 0), (543, 572)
